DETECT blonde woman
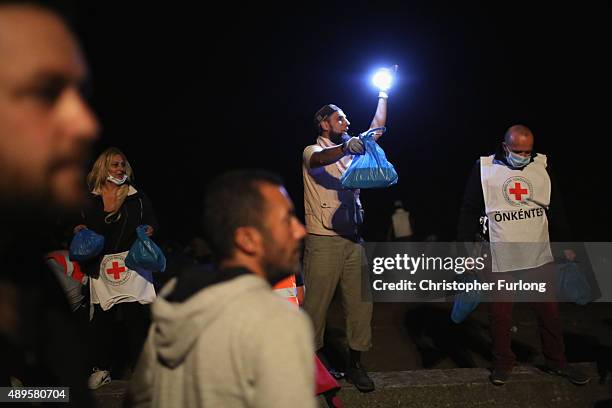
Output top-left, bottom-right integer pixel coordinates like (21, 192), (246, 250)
(73, 147), (159, 389)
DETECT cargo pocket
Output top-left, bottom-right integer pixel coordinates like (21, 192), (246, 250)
(321, 202), (351, 231)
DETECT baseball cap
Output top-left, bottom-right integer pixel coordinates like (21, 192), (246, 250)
(314, 104), (340, 124)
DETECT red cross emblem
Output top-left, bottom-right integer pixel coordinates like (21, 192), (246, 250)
(509, 182), (528, 201)
(106, 261), (126, 280)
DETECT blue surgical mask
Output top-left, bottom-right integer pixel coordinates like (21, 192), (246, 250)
(506, 151), (531, 168)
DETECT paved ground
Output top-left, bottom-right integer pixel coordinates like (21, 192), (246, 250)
(94, 297), (612, 407)
(97, 363), (611, 408)
(322, 298), (612, 375)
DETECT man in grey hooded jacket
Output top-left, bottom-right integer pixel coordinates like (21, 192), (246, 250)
(126, 170), (316, 408)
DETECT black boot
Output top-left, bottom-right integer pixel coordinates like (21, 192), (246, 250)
(345, 349), (375, 392)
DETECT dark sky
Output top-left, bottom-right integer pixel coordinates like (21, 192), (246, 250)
(70, 2), (610, 243)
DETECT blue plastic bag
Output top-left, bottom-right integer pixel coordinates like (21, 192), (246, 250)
(451, 273), (482, 323)
(340, 127), (398, 189)
(69, 229), (105, 262)
(125, 225), (166, 273)
(556, 261), (590, 305)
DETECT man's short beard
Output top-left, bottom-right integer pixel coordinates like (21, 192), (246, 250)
(259, 230), (301, 286)
(330, 131), (350, 146)
(263, 262), (296, 286)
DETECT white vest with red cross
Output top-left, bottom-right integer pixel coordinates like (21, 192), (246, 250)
(480, 154), (554, 272)
(90, 251), (156, 311)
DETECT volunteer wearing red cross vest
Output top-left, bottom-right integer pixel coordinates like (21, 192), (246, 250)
(301, 90), (389, 393)
(457, 124), (589, 386)
(73, 147), (159, 389)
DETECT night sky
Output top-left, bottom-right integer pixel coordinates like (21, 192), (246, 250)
(69, 2), (610, 244)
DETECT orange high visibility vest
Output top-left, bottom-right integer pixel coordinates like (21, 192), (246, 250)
(45, 250), (86, 283)
(273, 275), (299, 307)
(274, 275), (342, 398)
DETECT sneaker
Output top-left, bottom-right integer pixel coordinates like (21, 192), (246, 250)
(345, 362), (375, 393)
(489, 368), (510, 386)
(88, 368), (111, 390)
(328, 368), (345, 380)
(544, 365), (590, 385)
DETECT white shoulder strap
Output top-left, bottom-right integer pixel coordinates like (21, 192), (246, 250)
(533, 153), (547, 167)
(480, 155), (494, 166)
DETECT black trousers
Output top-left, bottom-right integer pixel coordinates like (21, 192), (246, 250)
(89, 302), (150, 373)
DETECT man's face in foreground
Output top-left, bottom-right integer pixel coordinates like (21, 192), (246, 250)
(0, 5), (99, 209)
(259, 183), (306, 285)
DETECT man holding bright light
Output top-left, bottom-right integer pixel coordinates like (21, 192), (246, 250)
(301, 66), (396, 393)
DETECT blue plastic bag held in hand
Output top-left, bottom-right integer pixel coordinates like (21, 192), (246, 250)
(451, 273), (482, 323)
(556, 261), (590, 305)
(125, 225), (166, 272)
(69, 229), (105, 261)
(340, 127), (398, 189)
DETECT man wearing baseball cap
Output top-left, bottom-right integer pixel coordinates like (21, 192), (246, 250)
(301, 89), (390, 393)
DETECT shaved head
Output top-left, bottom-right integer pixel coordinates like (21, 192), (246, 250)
(504, 124), (533, 144)
(502, 124), (534, 159)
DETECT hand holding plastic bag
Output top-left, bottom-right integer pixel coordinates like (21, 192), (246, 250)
(451, 273), (482, 323)
(125, 225), (166, 273)
(69, 228), (105, 262)
(556, 261), (590, 305)
(344, 136), (365, 155)
(340, 127), (398, 189)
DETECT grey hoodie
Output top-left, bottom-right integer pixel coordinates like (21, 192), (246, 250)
(126, 269), (316, 408)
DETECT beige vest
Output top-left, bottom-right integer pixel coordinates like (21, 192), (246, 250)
(302, 143), (363, 236)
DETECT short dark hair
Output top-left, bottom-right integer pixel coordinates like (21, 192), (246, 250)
(314, 104), (340, 135)
(202, 169), (283, 261)
(0, 0), (74, 18)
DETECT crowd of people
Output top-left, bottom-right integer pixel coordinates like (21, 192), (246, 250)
(0, 2), (594, 408)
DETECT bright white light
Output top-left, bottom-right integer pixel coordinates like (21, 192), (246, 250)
(372, 68), (393, 91)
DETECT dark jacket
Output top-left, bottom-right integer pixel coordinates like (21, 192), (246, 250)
(81, 186), (159, 255)
(0, 209), (94, 407)
(80, 186), (159, 277)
